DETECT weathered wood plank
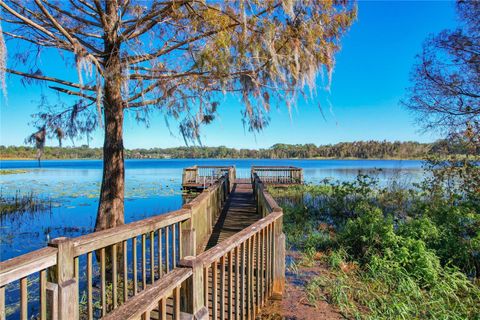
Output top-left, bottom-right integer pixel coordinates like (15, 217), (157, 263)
(0, 247), (57, 287)
(40, 269), (47, 320)
(73, 209), (191, 257)
(102, 268), (192, 320)
(87, 252), (93, 319)
(101, 247), (106, 316)
(194, 211), (282, 268)
(133, 237), (138, 295)
(150, 231), (155, 284)
(20, 277), (27, 320)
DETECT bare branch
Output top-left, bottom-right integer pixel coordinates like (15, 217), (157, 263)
(6, 68), (95, 91)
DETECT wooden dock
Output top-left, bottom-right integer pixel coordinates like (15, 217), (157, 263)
(0, 166), (303, 320)
(205, 179), (259, 250)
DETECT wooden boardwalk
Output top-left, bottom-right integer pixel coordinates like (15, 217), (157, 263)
(205, 179), (259, 250)
(1, 167), (301, 320)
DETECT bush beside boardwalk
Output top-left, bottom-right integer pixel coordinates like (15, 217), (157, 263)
(268, 172), (480, 319)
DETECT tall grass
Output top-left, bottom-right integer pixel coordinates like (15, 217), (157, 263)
(0, 190), (52, 216)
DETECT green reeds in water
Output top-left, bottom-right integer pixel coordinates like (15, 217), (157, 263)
(0, 190), (52, 216)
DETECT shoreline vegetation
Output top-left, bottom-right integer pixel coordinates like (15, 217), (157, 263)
(268, 172), (480, 319)
(0, 140), (476, 161)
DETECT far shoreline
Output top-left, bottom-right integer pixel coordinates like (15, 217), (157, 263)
(0, 156), (428, 161)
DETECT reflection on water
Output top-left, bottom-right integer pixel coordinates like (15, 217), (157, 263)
(0, 159), (425, 261)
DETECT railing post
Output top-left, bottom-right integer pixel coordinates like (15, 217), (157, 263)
(228, 167), (236, 192)
(48, 237), (78, 320)
(272, 211), (285, 300)
(178, 257), (209, 320)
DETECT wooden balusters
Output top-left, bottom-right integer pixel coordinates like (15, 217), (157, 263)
(142, 234), (147, 290)
(0, 286), (5, 320)
(220, 256), (226, 320)
(159, 297), (167, 319)
(204, 266), (209, 315)
(112, 244), (118, 309)
(246, 238), (252, 320)
(39, 269), (47, 320)
(228, 251), (233, 320)
(86, 252), (93, 319)
(100, 247), (106, 316)
(133, 237), (138, 296)
(212, 260), (218, 320)
(123, 240), (128, 303)
(150, 231), (155, 284)
(174, 285), (181, 320)
(235, 246), (240, 320)
(255, 233), (260, 314)
(20, 277), (27, 320)
(165, 227), (170, 273)
(158, 228), (163, 278)
(172, 224), (177, 268)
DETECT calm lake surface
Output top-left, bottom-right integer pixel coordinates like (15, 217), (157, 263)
(0, 159), (425, 261)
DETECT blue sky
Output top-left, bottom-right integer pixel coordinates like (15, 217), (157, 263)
(0, 1), (458, 149)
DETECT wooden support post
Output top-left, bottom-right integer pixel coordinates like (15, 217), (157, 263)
(48, 237), (78, 320)
(228, 167), (236, 193)
(178, 256), (209, 320)
(271, 213), (285, 300)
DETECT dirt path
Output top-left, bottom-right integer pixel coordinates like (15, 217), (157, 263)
(258, 251), (343, 320)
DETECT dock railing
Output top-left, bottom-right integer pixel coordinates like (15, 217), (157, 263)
(0, 170), (232, 320)
(0, 167), (285, 320)
(251, 166), (303, 185)
(176, 171), (285, 319)
(182, 166), (236, 191)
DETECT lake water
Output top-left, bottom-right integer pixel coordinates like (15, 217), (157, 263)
(0, 159), (425, 261)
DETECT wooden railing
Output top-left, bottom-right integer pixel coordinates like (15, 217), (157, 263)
(172, 172), (285, 320)
(182, 166), (236, 191)
(178, 211), (283, 320)
(0, 167), (285, 320)
(0, 171), (232, 320)
(102, 268), (192, 320)
(0, 247), (58, 320)
(251, 166), (303, 185)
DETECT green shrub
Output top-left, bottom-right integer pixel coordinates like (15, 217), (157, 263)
(273, 171), (480, 319)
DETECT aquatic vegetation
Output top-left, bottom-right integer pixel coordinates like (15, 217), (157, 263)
(0, 190), (51, 216)
(0, 169), (28, 175)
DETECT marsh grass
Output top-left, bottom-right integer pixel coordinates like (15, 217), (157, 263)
(0, 190), (52, 216)
(0, 169), (28, 175)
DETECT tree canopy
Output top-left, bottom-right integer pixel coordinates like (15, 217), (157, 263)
(403, 0), (479, 150)
(0, 0), (356, 142)
(0, 0), (356, 230)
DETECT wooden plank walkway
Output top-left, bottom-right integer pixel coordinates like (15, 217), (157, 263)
(205, 179), (259, 250)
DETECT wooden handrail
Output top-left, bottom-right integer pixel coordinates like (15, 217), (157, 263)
(182, 211), (282, 268)
(0, 247), (57, 287)
(73, 208), (191, 257)
(1, 165), (288, 320)
(102, 268), (192, 320)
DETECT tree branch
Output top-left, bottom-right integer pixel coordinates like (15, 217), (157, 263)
(125, 23), (240, 64)
(7, 68), (95, 91)
(49, 86), (96, 101)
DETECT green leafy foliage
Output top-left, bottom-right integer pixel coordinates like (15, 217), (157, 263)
(272, 162), (480, 319)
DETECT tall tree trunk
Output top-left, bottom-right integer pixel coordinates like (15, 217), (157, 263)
(95, 96), (125, 231)
(95, 1), (124, 231)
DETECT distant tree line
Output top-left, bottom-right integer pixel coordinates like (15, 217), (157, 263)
(0, 140), (475, 160)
